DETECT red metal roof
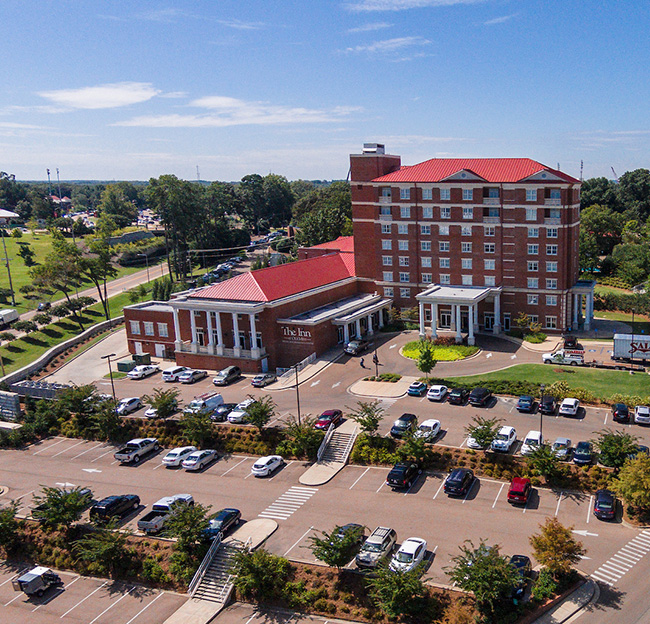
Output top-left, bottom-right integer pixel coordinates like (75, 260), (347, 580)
(190, 253), (356, 303)
(372, 158), (579, 184)
(306, 236), (354, 253)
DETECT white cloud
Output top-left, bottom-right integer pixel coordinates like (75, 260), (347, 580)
(115, 96), (360, 128)
(159, 91), (189, 99)
(347, 22), (392, 33)
(0, 122), (47, 130)
(38, 82), (160, 110)
(345, 0), (485, 12)
(344, 36), (431, 54)
(216, 18), (265, 30)
(135, 8), (189, 23)
(484, 13), (517, 25)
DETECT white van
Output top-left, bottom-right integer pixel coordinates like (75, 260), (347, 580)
(184, 392), (224, 415)
(162, 366), (189, 382)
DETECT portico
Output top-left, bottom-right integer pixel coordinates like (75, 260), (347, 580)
(570, 280), (596, 331)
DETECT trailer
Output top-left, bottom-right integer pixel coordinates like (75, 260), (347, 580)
(612, 334), (650, 363)
(0, 309), (18, 328)
(12, 566), (63, 597)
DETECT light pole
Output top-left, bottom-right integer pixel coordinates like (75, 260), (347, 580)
(539, 383), (545, 439)
(0, 231), (15, 306)
(138, 253), (150, 283)
(373, 347), (379, 377)
(101, 353), (117, 405)
(294, 364), (301, 426)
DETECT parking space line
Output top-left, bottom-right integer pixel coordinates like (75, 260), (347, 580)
(88, 585), (136, 624)
(60, 580), (107, 618)
(433, 481), (445, 500)
(269, 461), (293, 481)
(462, 479), (477, 504)
(555, 492), (564, 517)
(0, 574), (18, 588)
(123, 591), (164, 624)
(586, 495), (593, 523)
(33, 439), (66, 455)
(376, 480), (385, 493)
(153, 463), (166, 470)
(52, 440), (86, 458)
(4, 591), (25, 606)
(32, 576), (80, 611)
(283, 526), (314, 557)
(492, 483), (504, 509)
(349, 467), (370, 490)
(244, 616), (256, 624)
(71, 442), (106, 460)
(91, 449), (114, 463)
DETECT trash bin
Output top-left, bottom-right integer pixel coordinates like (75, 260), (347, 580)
(133, 353), (151, 365)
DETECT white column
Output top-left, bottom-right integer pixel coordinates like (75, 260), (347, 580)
(190, 310), (198, 353)
(419, 301), (426, 338)
(473, 304), (479, 333)
(450, 305), (457, 331)
(250, 313), (260, 357)
(468, 305), (475, 346)
(232, 312), (241, 356)
(378, 307), (385, 329)
(173, 307), (182, 349)
(572, 293), (579, 328)
(215, 312), (224, 355)
(431, 303), (438, 338)
(455, 305), (462, 343)
(355, 318), (362, 339)
(585, 293), (592, 331)
(367, 313), (374, 336)
(206, 310), (214, 353)
(343, 323), (350, 344)
(493, 294), (501, 334)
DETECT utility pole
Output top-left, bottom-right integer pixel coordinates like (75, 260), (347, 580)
(56, 168), (62, 208)
(138, 253), (150, 283)
(294, 365), (301, 426)
(1, 231), (15, 306)
(101, 353), (117, 404)
(46, 168), (52, 196)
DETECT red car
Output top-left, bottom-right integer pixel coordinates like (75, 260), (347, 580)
(507, 477), (532, 505)
(314, 410), (343, 431)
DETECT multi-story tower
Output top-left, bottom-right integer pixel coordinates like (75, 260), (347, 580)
(350, 143), (593, 342)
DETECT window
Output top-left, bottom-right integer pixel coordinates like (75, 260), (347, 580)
(487, 187), (499, 198)
(398, 223), (408, 234)
(484, 226), (495, 237)
(462, 206), (473, 219)
(546, 279), (558, 290)
(439, 224), (449, 235)
(550, 189), (561, 199)
(529, 314), (539, 324)
(527, 244), (539, 255)
(422, 273), (432, 283)
(400, 288), (410, 297)
(462, 275), (473, 285)
(547, 227), (558, 238)
(549, 208), (561, 219)
(461, 242), (472, 253)
(546, 261), (558, 272)
(526, 207), (537, 221)
(421, 241), (431, 251)
(526, 189), (537, 202)
(422, 256), (432, 267)
(384, 286), (394, 297)
(422, 206), (433, 219)
(440, 274), (451, 284)
(381, 187), (391, 199)
(527, 261), (538, 272)
(485, 276), (496, 286)
(546, 295), (558, 306)
(439, 241), (450, 252)
(440, 188), (450, 200)
(381, 223), (391, 234)
(546, 244), (558, 256)
(484, 259), (495, 270)
(439, 257), (450, 268)
(420, 224), (431, 236)
(380, 205), (391, 216)
(399, 256), (409, 267)
(463, 189), (474, 201)
(422, 188), (432, 200)
(400, 188), (410, 200)
(157, 322), (168, 337)
(382, 271), (393, 282)
(382, 239), (392, 250)
(462, 258), (472, 269)
(527, 278), (539, 289)
(399, 272), (410, 283)
(484, 243), (495, 253)
(441, 206), (451, 219)
(129, 320), (141, 335)
(527, 295), (539, 305)
(400, 206), (410, 219)
(461, 225), (472, 236)
(382, 255), (392, 266)
(545, 316), (557, 329)
(528, 227), (539, 238)
(398, 240), (408, 250)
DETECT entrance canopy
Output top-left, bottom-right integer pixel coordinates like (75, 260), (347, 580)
(416, 284), (494, 306)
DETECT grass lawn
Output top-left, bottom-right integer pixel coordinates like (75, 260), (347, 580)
(595, 284), (633, 296)
(594, 310), (650, 335)
(445, 363), (650, 401)
(402, 340), (479, 361)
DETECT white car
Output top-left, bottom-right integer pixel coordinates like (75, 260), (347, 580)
(491, 426), (517, 452)
(116, 397), (143, 415)
(127, 364), (159, 380)
(551, 437), (572, 460)
(228, 398), (256, 423)
(182, 449), (218, 471)
(161, 366), (189, 382)
(415, 419), (441, 442)
(426, 385), (448, 402)
(389, 537), (427, 573)
(251, 455), (284, 477)
(466, 434), (487, 450)
(634, 405), (650, 425)
(520, 430), (543, 456)
(162, 446), (198, 467)
(559, 398), (580, 417)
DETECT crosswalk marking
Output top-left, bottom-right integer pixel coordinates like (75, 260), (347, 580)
(258, 486), (318, 521)
(592, 529), (650, 586)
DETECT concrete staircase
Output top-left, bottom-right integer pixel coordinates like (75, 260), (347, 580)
(320, 430), (355, 463)
(192, 542), (240, 604)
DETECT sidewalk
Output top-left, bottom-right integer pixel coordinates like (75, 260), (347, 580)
(533, 579), (597, 623)
(348, 375), (417, 398)
(271, 346), (345, 390)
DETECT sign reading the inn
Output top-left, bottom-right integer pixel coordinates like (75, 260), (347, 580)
(281, 325), (313, 344)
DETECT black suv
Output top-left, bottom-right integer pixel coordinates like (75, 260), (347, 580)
(444, 468), (475, 496)
(211, 403), (238, 422)
(90, 494), (140, 523)
(539, 395), (557, 415)
(390, 413), (417, 438)
(611, 403), (630, 423)
(386, 462), (420, 489)
(448, 387), (469, 405)
(468, 388), (492, 407)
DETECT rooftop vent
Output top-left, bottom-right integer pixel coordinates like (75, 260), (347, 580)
(362, 143), (385, 154)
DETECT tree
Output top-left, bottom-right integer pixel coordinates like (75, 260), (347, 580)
(179, 409), (214, 447)
(27, 218), (39, 237)
(366, 564), (428, 619)
(415, 339), (436, 382)
(17, 243), (35, 266)
(619, 168), (650, 221)
(263, 173), (294, 227)
(592, 429), (638, 469)
(580, 176), (621, 212)
(33, 313), (52, 326)
(97, 184), (138, 228)
(73, 521), (131, 578)
(82, 237), (118, 320)
(464, 416), (502, 449)
(612, 454), (650, 510)
(280, 415), (323, 459)
(165, 501), (211, 555)
(58, 384), (101, 435)
(308, 525), (364, 571)
(141, 388), (180, 420)
(348, 400), (384, 437)
(246, 394), (276, 434)
(13, 320), (37, 334)
(580, 204), (625, 256)
(526, 444), (559, 481)
(0, 501), (19, 553)
(396, 431), (429, 464)
(529, 518), (585, 579)
(32, 485), (93, 531)
(89, 399), (122, 441)
(236, 174), (267, 233)
(230, 548), (291, 600)
(445, 540), (519, 619)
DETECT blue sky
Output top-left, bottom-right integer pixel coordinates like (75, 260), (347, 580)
(1, 0), (649, 182)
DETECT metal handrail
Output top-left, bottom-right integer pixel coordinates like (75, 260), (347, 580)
(317, 422), (335, 462)
(341, 425), (358, 464)
(188, 532), (222, 596)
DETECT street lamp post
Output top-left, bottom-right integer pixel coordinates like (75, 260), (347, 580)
(138, 253), (150, 283)
(294, 364), (302, 426)
(373, 347), (379, 377)
(539, 383), (545, 439)
(101, 353), (117, 405)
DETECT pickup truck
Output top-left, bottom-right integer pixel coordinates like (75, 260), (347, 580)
(542, 349), (584, 366)
(137, 493), (194, 534)
(113, 438), (160, 464)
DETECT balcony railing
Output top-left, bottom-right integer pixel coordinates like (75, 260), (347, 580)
(178, 341), (266, 359)
(545, 198), (561, 206)
(483, 198), (500, 205)
(483, 217), (500, 223)
(379, 214), (392, 221)
(379, 196), (392, 204)
(544, 218), (561, 225)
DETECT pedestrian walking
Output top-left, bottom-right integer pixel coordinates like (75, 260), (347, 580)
(372, 353), (379, 366)
(360, 358), (365, 368)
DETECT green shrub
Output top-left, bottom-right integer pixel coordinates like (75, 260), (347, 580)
(524, 332), (547, 343)
(141, 557), (170, 584)
(532, 567), (558, 602)
(402, 340), (479, 361)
